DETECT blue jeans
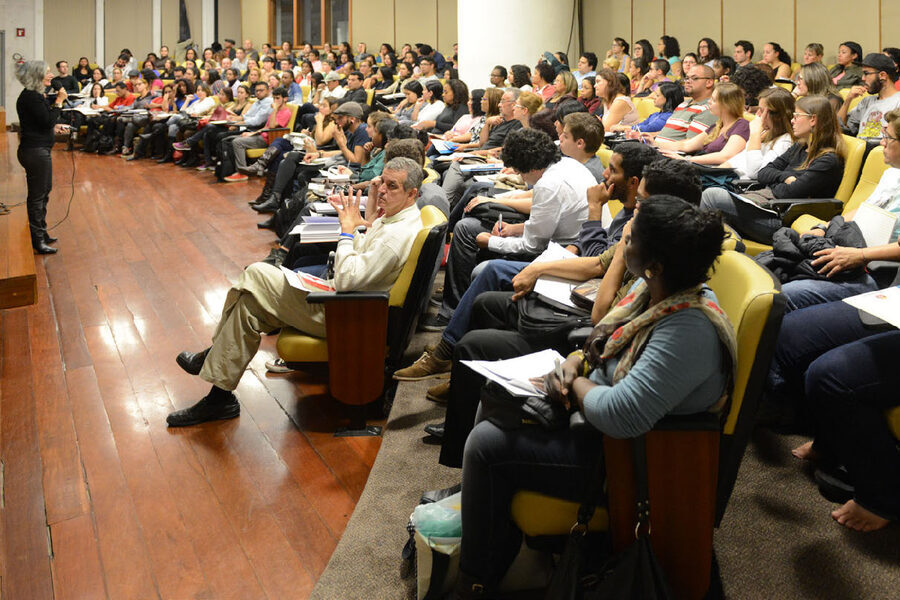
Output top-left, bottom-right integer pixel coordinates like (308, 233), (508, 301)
(781, 274), (878, 312)
(442, 260), (529, 344)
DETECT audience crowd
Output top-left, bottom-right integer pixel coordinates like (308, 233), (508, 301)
(44, 32), (900, 598)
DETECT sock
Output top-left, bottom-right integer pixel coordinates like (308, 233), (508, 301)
(206, 385), (233, 404)
(433, 338), (454, 361)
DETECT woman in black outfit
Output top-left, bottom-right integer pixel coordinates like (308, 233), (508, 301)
(16, 60), (68, 254)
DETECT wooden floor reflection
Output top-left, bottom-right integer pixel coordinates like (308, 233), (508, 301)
(0, 134), (382, 599)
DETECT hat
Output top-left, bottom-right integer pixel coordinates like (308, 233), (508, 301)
(861, 53), (897, 75)
(128, 69), (140, 78)
(324, 71), (341, 82)
(333, 102), (364, 119)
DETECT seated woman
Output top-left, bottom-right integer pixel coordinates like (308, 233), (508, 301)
(74, 57), (92, 86)
(775, 108), (900, 310)
(766, 299), (898, 532)
(453, 88), (502, 152)
(392, 79), (424, 124)
(416, 79), (468, 134)
(628, 57), (649, 95)
(793, 62), (841, 108)
(454, 195), (734, 596)
(660, 82), (749, 165)
(679, 53), (699, 83)
(509, 64), (532, 91)
(830, 42), (865, 89)
(697, 37), (721, 68)
(722, 87), (796, 179)
(546, 71), (578, 111)
(618, 81), (683, 134)
(762, 42), (793, 80)
(511, 91), (543, 129)
(595, 68), (639, 130)
(700, 95), (845, 243)
(578, 76), (601, 115)
(606, 37), (632, 74)
(434, 88), (482, 146)
(371, 66), (395, 93)
(104, 67), (126, 89)
(713, 56), (737, 82)
(658, 35), (682, 80)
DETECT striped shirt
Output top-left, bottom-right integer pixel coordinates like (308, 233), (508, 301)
(656, 98), (717, 142)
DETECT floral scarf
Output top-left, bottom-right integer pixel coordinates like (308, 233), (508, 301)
(584, 281), (738, 413)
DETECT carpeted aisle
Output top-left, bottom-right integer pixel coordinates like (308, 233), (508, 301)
(311, 332), (900, 599)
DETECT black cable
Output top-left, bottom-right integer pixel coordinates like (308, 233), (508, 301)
(48, 141), (77, 231)
(565, 0), (578, 58)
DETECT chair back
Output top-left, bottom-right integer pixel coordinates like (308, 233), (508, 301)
(635, 97), (659, 121)
(835, 134), (867, 204)
(386, 206), (448, 366)
(841, 146), (889, 215)
(365, 88), (375, 106)
(596, 145), (613, 168)
(283, 102), (299, 131)
(706, 251), (785, 523)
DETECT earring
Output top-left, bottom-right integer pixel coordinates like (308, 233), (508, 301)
(644, 269), (653, 279)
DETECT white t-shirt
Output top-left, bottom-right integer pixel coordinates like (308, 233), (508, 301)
(848, 92), (900, 139)
(728, 133), (794, 179)
(416, 100), (446, 123)
(862, 167), (900, 242)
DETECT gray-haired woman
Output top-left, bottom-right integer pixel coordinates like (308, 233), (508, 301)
(15, 60), (68, 254)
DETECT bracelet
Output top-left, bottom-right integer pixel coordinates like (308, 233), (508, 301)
(566, 350), (591, 377)
(338, 233), (354, 240)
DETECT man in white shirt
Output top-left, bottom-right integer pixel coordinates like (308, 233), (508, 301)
(436, 128), (592, 321)
(168, 157), (426, 427)
(322, 71), (347, 101)
(573, 52), (598, 85)
(232, 48), (248, 72)
(840, 53), (900, 140)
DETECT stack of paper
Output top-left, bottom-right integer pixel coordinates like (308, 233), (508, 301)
(461, 349), (565, 397)
(279, 266), (336, 292)
(843, 285), (900, 328)
(531, 243), (580, 308)
(460, 163), (503, 174)
(853, 202), (898, 248)
(431, 140), (460, 154)
(289, 215), (342, 243)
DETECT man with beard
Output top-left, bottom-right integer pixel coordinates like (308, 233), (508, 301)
(840, 53), (900, 139)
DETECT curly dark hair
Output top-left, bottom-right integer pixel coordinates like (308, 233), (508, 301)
(500, 129), (561, 173)
(660, 35), (681, 59)
(446, 78), (469, 109)
(731, 65), (772, 107)
(510, 64), (531, 88)
(632, 195), (725, 292)
(642, 159), (702, 206)
(615, 141), (659, 181)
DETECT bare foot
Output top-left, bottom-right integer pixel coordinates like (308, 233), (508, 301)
(791, 440), (817, 461)
(832, 500), (891, 532)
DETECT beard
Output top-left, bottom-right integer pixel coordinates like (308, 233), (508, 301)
(868, 79), (884, 95)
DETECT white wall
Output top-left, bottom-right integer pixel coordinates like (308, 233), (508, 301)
(2, 0), (44, 121)
(457, 0), (577, 90)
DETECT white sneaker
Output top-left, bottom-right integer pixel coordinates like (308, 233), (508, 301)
(265, 357), (293, 373)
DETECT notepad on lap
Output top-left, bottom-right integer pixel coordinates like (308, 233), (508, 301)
(853, 202), (898, 247)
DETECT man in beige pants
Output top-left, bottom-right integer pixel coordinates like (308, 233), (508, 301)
(167, 157), (425, 426)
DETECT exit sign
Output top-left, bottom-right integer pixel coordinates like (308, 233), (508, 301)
(16, 28), (25, 37)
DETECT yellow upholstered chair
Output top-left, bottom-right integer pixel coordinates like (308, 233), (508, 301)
(596, 145), (613, 169)
(510, 251), (785, 600)
(888, 407), (900, 440)
(275, 206), (448, 430)
(635, 97), (659, 121)
(741, 134), (867, 256)
(792, 146), (889, 233)
(366, 88), (375, 107)
(245, 102), (299, 161)
(423, 166), (440, 184)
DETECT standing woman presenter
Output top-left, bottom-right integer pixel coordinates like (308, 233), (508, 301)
(16, 60), (68, 254)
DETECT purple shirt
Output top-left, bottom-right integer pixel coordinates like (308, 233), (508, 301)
(702, 118), (750, 154)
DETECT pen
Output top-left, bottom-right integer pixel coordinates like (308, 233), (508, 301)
(554, 357), (563, 384)
(497, 213), (503, 233)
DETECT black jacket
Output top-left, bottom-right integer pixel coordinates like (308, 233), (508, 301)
(757, 143), (844, 199)
(17, 89), (61, 149)
(755, 217), (866, 283)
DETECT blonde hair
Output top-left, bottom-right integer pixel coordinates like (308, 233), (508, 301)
(796, 95), (844, 169)
(706, 83), (746, 142)
(550, 71), (578, 103)
(603, 56), (620, 71)
(517, 91), (543, 115)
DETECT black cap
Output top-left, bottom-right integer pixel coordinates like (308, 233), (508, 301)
(862, 53), (897, 75)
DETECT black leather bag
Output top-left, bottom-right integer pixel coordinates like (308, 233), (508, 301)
(517, 292), (592, 344)
(480, 381), (571, 431)
(468, 202), (529, 230)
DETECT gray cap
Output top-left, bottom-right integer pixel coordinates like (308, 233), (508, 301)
(333, 101), (364, 119)
(324, 71), (341, 83)
(861, 53), (897, 75)
(128, 69), (140, 78)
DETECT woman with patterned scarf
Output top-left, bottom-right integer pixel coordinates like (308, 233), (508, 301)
(453, 195), (738, 599)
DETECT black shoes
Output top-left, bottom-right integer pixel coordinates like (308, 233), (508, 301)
(33, 241), (58, 254)
(176, 348), (210, 375)
(261, 247), (288, 267)
(257, 217), (275, 231)
(424, 422), (445, 439)
(252, 196), (280, 213)
(44, 233), (58, 244)
(419, 482), (461, 504)
(421, 313), (450, 332)
(166, 392), (240, 427)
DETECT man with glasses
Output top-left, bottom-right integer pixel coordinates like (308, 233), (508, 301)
(654, 65), (718, 149)
(839, 53), (900, 140)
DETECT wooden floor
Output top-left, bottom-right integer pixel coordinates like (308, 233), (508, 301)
(0, 133), (383, 600)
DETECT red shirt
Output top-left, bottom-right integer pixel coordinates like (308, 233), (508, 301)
(109, 94), (136, 109)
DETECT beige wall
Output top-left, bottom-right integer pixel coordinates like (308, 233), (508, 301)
(583, 0), (894, 67)
(350, 0), (457, 57)
(218, 0), (243, 46)
(241, 0), (269, 50)
(106, 0), (153, 66)
(44, 0), (96, 68)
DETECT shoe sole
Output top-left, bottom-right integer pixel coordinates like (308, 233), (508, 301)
(166, 405), (240, 427)
(224, 178), (248, 183)
(420, 322), (448, 333)
(425, 391), (449, 403)
(393, 370), (450, 382)
(265, 363), (294, 373)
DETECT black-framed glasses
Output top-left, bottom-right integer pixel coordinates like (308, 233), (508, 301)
(883, 131), (899, 143)
(862, 70), (880, 77)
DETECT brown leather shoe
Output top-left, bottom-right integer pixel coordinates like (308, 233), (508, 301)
(426, 381), (450, 403)
(393, 350), (451, 381)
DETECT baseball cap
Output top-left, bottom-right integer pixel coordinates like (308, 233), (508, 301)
(333, 102), (364, 119)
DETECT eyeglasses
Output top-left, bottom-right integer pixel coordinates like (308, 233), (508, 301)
(513, 103), (525, 109)
(883, 131), (899, 143)
(862, 70), (880, 77)
(793, 112), (812, 119)
(500, 99), (515, 104)
(686, 76), (711, 81)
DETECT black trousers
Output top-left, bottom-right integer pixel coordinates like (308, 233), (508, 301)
(17, 146), (52, 246)
(440, 291), (563, 468)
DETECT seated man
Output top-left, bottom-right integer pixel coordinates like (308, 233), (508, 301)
(167, 157), (426, 427)
(652, 65), (717, 148)
(338, 71), (369, 106)
(434, 129), (595, 327)
(837, 53), (900, 140)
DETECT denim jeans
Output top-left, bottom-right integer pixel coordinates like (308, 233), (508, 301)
(442, 260), (529, 345)
(781, 274), (878, 312)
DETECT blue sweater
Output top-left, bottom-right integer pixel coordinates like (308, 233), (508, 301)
(582, 289), (727, 438)
(635, 111), (673, 133)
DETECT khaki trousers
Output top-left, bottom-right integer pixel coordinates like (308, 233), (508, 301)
(199, 262), (326, 391)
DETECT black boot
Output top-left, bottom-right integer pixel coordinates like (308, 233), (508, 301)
(156, 145), (174, 164)
(246, 145), (280, 177)
(30, 222), (57, 254)
(257, 216), (276, 230)
(252, 191), (281, 213)
(251, 169), (279, 205)
(166, 385), (240, 427)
